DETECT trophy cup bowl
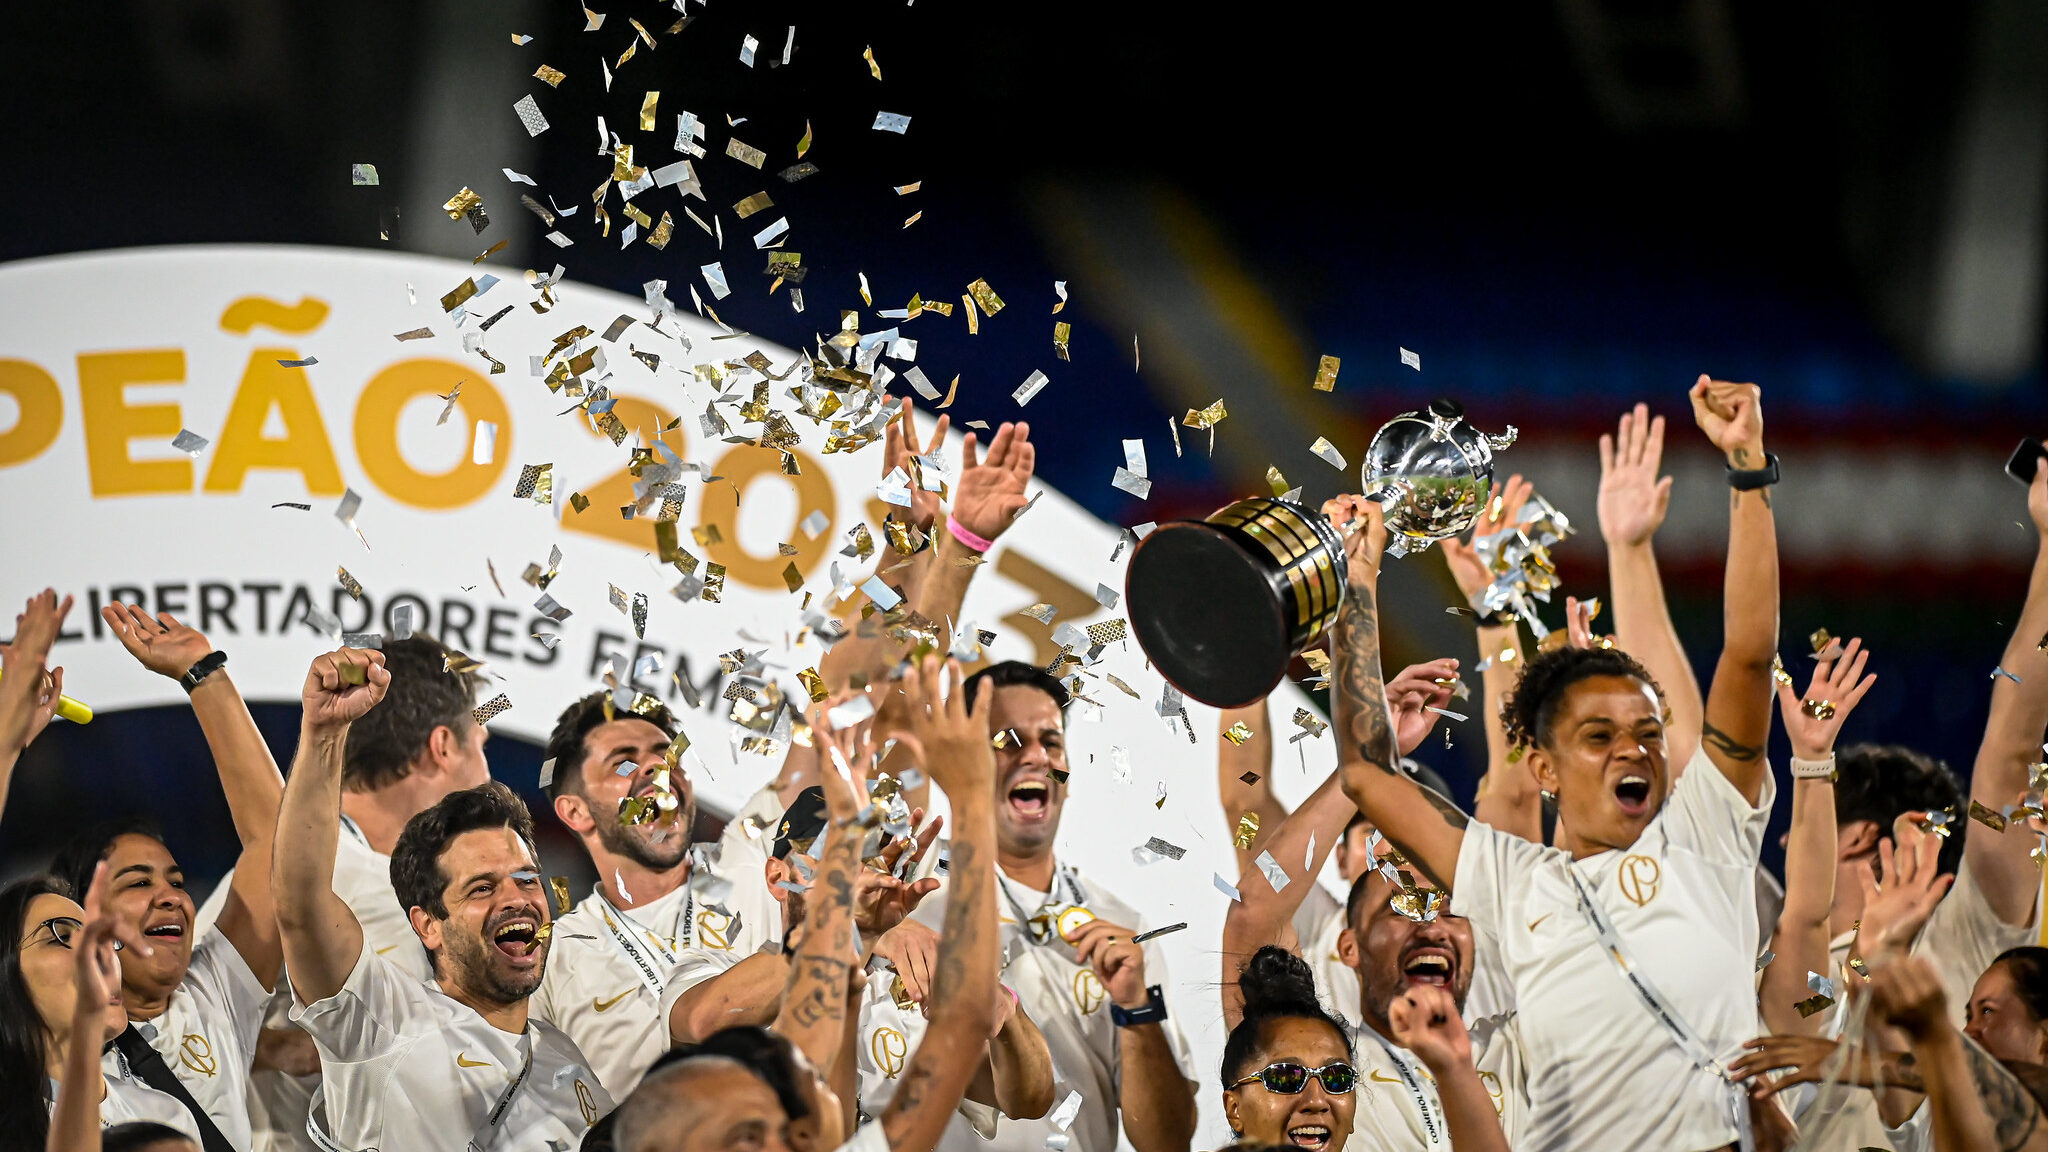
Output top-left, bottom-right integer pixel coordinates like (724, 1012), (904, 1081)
(1125, 398), (1514, 709)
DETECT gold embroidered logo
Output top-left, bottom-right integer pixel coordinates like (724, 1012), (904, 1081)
(697, 908), (734, 951)
(1072, 969), (1106, 1015)
(1368, 1069), (1403, 1084)
(576, 1079), (598, 1126)
(1618, 854), (1663, 907)
(456, 1053), (492, 1068)
(871, 1027), (908, 1079)
(592, 989), (632, 1013)
(1479, 1070), (1504, 1117)
(178, 1034), (217, 1077)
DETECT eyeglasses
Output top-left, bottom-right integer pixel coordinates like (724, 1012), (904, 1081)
(23, 916), (83, 949)
(1228, 1061), (1357, 1095)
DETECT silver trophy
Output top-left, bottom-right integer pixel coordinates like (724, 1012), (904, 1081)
(1361, 398), (1518, 556)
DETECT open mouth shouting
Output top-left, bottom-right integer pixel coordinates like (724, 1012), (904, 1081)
(1006, 777), (1052, 822)
(489, 913), (544, 961)
(1613, 773), (1654, 819)
(141, 916), (187, 944)
(1285, 1121), (1334, 1149)
(1400, 946), (1456, 988)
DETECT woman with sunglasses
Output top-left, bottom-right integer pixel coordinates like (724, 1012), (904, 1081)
(0, 869), (199, 1152)
(1221, 946), (1358, 1151)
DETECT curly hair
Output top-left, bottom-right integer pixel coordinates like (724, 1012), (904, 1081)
(1221, 946), (1353, 1092)
(1500, 644), (1664, 751)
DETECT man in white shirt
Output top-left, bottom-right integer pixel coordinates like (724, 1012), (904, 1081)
(273, 647), (609, 1152)
(191, 633), (490, 1152)
(531, 690), (783, 1097)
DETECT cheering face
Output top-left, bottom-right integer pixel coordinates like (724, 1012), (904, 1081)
(1964, 961), (2048, 1064)
(415, 827), (551, 1005)
(1338, 872), (1474, 1028)
(17, 893), (128, 1046)
(986, 685), (1068, 859)
(102, 833), (195, 995)
(1223, 1016), (1357, 1151)
(1330, 821), (1377, 884)
(576, 717), (694, 871)
(1530, 675), (1668, 853)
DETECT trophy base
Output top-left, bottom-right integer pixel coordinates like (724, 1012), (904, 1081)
(1125, 520), (1295, 709)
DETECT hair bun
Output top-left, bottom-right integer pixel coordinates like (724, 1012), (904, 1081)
(1237, 945), (1322, 1017)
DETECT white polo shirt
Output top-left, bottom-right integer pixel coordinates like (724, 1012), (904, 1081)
(197, 823), (433, 1152)
(534, 865), (776, 1098)
(853, 960), (1003, 1139)
(903, 860), (1197, 1152)
(1341, 1015), (1524, 1151)
(99, 930), (269, 1151)
(1452, 747), (1773, 1152)
(291, 944), (611, 1152)
(1294, 886), (1361, 1026)
(58, 1071), (207, 1145)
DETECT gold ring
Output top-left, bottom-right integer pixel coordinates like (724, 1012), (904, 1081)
(1801, 698), (1837, 721)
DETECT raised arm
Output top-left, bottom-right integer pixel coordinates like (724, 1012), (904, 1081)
(878, 657), (1003, 1152)
(273, 647), (388, 1004)
(46, 863), (138, 1152)
(1442, 476), (1543, 842)
(0, 589), (72, 824)
(818, 400), (950, 691)
(982, 993), (1055, 1120)
(1599, 403), (1705, 773)
(1759, 640), (1875, 1036)
(772, 717), (869, 1072)
(1690, 377), (1779, 804)
(1329, 498), (1467, 891)
(1963, 459), (2048, 925)
(1873, 956), (2048, 1152)
(103, 604), (287, 986)
(1389, 984), (1510, 1152)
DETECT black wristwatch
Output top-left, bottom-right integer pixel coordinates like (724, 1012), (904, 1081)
(1110, 985), (1168, 1027)
(180, 651), (228, 694)
(1726, 452), (1780, 490)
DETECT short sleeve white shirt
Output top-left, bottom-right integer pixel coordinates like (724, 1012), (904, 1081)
(853, 962), (1002, 1139)
(290, 947), (611, 1152)
(1293, 885), (1362, 1026)
(102, 930), (271, 1150)
(1341, 1016), (1525, 1151)
(835, 1121), (891, 1152)
(1451, 747), (1773, 1152)
(71, 1072), (207, 1145)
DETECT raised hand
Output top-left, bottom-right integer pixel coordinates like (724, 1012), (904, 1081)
(872, 919), (941, 1008)
(1852, 817), (1955, 968)
(884, 398), (951, 534)
(1388, 983), (1473, 1073)
(76, 859), (150, 1010)
(1599, 404), (1674, 548)
(1731, 1035), (1889, 1097)
(895, 655), (993, 797)
(1325, 496), (1388, 588)
(1688, 375), (1766, 466)
(1064, 917), (1151, 1009)
(1563, 595), (1603, 650)
(949, 422), (1036, 545)
(1869, 956), (1953, 1042)
(0, 589), (73, 755)
(1440, 474), (1534, 599)
(812, 695), (875, 825)
(1777, 638), (1877, 761)
(301, 647), (389, 732)
(1386, 658), (1460, 754)
(102, 602), (215, 680)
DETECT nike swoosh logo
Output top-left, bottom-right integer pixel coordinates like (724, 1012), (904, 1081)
(1369, 1070), (1403, 1084)
(1527, 914), (1552, 932)
(593, 990), (633, 1013)
(456, 1054), (491, 1068)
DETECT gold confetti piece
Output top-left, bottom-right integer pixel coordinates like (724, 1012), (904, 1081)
(512, 33), (532, 45)
(646, 211), (674, 250)
(1266, 465), (1290, 497)
(1291, 708), (1329, 738)
(702, 563), (726, 602)
(726, 138), (766, 168)
(441, 187), (482, 220)
(521, 922), (553, 956)
(1772, 655), (1794, 687)
(1085, 618), (1128, 646)
(473, 240), (508, 264)
(863, 44), (882, 79)
(1793, 994), (1834, 1019)
(1233, 811), (1261, 850)
(797, 668), (828, 702)
(472, 693), (512, 724)
(440, 278), (477, 312)
(693, 523), (724, 547)
(1390, 888), (1444, 923)
(1309, 436), (1346, 470)
(966, 278), (1005, 316)
(1313, 354), (1340, 392)
(393, 327), (433, 341)
(796, 120), (812, 158)
(1302, 650), (1332, 676)
(336, 658), (368, 687)
(1917, 809), (1958, 838)
(622, 202), (652, 229)
(1223, 721), (1255, 746)
(615, 39), (637, 68)
(1053, 321), (1070, 361)
(734, 191), (774, 218)
(1809, 628), (1835, 655)
(1971, 800), (2010, 831)
(897, 181), (921, 195)
(781, 562), (803, 593)
(534, 64), (566, 87)
(902, 210), (922, 229)
(549, 876), (573, 914)
(1184, 399), (1229, 429)
(629, 16), (655, 48)
(640, 90), (659, 131)
(336, 567), (364, 600)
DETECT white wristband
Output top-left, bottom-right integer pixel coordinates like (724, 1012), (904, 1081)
(1790, 754), (1837, 781)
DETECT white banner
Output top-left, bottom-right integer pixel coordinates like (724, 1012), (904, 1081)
(0, 244), (1336, 1140)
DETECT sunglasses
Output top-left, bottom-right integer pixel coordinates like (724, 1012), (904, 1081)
(1228, 1061), (1357, 1095)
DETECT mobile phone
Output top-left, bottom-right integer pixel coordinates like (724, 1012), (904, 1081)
(2007, 438), (2048, 485)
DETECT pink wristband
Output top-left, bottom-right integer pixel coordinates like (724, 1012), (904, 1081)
(947, 516), (994, 553)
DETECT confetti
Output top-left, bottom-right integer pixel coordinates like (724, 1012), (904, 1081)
(1234, 811), (1260, 850)
(394, 327), (433, 341)
(733, 191), (774, 219)
(472, 421), (498, 465)
(276, 357), (318, 368)
(872, 111), (910, 134)
(1053, 321), (1071, 361)
(796, 120), (812, 158)
(1994, 665), (2024, 684)
(513, 463), (553, 503)
(1399, 347), (1421, 371)
(1213, 873), (1242, 902)
(702, 262), (731, 299)
(503, 168), (535, 185)
(1095, 583), (1120, 609)
(473, 694), (513, 724)
(513, 94), (549, 136)
(1223, 721), (1255, 746)
(1013, 369), (1049, 406)
(1020, 603), (1058, 624)
(550, 877), (573, 915)
(512, 33), (532, 45)
(863, 44), (883, 79)
(351, 163), (379, 186)
(1313, 355), (1340, 392)
(725, 138), (767, 168)
(1255, 850), (1291, 893)
(740, 34), (758, 67)
(1970, 800), (2010, 832)
(966, 278), (1005, 316)
(336, 567), (365, 600)
(753, 217), (790, 247)
(171, 429), (210, 455)
(533, 64), (566, 87)
(1053, 281), (1068, 313)
(1142, 837), (1186, 861)
(1310, 436), (1346, 470)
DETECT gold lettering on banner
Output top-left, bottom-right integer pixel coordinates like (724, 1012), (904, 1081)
(78, 349), (189, 496)
(179, 1033), (218, 1077)
(0, 359), (63, 467)
(696, 908), (734, 951)
(871, 1027), (908, 1078)
(1072, 969), (1106, 1015)
(204, 349), (344, 495)
(1617, 854), (1662, 907)
(699, 444), (833, 589)
(355, 358), (512, 509)
(562, 396), (684, 551)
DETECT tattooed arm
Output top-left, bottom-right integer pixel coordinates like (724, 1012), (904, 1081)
(1872, 955), (2048, 1152)
(1326, 498), (1469, 892)
(771, 720), (867, 1072)
(1688, 377), (1779, 805)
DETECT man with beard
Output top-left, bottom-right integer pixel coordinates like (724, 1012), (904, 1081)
(531, 692), (783, 1097)
(273, 647), (609, 1151)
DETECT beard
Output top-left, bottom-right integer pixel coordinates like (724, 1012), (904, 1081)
(440, 911), (547, 1005)
(595, 795), (697, 870)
